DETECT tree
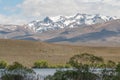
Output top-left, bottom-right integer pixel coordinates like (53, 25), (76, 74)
(45, 53), (100, 80)
(116, 62), (120, 73)
(45, 67), (98, 80)
(106, 60), (116, 68)
(69, 53), (103, 68)
(100, 61), (117, 80)
(114, 62), (120, 80)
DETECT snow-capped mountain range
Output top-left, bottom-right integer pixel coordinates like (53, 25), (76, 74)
(0, 13), (120, 46)
(27, 13), (118, 33)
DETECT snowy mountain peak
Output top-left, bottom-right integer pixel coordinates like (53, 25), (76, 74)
(44, 16), (53, 23)
(27, 13), (119, 33)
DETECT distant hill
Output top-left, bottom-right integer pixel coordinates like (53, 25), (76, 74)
(0, 39), (120, 67)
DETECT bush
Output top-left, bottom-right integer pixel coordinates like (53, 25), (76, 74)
(55, 64), (72, 68)
(1, 62), (35, 80)
(33, 60), (48, 68)
(7, 62), (24, 70)
(48, 64), (72, 68)
(45, 70), (99, 80)
(1, 74), (24, 80)
(64, 64), (72, 68)
(0, 60), (7, 69)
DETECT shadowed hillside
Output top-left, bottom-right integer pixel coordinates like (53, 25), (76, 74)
(0, 39), (120, 67)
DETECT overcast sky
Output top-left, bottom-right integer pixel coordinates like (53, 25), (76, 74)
(0, 0), (120, 24)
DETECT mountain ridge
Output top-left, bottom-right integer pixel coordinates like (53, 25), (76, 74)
(0, 13), (119, 46)
(27, 13), (118, 33)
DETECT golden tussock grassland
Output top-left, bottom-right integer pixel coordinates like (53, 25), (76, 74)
(0, 39), (120, 67)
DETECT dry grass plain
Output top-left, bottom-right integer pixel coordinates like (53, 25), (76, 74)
(0, 39), (120, 67)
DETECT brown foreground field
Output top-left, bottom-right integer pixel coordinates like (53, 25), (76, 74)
(0, 39), (120, 67)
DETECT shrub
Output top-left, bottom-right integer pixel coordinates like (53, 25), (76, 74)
(7, 62), (24, 70)
(56, 64), (72, 68)
(1, 74), (24, 80)
(33, 60), (48, 68)
(48, 64), (72, 68)
(64, 64), (72, 68)
(1, 62), (35, 80)
(0, 60), (7, 69)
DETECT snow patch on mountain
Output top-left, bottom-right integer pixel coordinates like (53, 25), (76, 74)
(27, 13), (118, 33)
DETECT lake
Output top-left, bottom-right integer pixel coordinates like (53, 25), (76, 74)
(0, 68), (73, 80)
(33, 68), (73, 78)
(0, 68), (114, 80)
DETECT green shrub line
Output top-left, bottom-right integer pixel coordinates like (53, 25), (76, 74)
(0, 60), (72, 69)
(0, 53), (119, 69)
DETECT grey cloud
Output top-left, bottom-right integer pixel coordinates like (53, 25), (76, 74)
(0, 0), (120, 24)
(19, 0), (120, 18)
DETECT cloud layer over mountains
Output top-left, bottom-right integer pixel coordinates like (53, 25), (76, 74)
(0, 0), (120, 24)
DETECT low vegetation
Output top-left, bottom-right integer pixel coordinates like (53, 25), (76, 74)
(45, 53), (120, 80)
(1, 62), (35, 80)
(0, 53), (120, 80)
(33, 60), (49, 68)
(0, 60), (7, 69)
